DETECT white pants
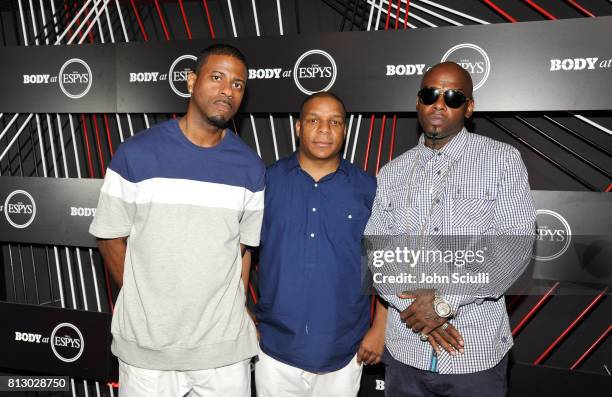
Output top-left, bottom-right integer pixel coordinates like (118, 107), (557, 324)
(118, 359), (251, 397)
(255, 349), (362, 397)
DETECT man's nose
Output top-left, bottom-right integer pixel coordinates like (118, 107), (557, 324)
(220, 81), (233, 97)
(318, 120), (332, 133)
(433, 92), (446, 110)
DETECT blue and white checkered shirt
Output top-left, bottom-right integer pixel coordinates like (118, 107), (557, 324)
(365, 128), (536, 374)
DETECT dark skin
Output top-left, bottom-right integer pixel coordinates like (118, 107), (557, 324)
(397, 62), (476, 355)
(295, 95), (388, 365)
(417, 61), (474, 150)
(295, 95), (346, 181)
(97, 54), (250, 289)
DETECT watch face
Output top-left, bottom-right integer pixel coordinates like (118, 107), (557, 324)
(436, 301), (451, 317)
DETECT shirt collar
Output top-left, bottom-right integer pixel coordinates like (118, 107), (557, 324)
(416, 128), (468, 162)
(287, 151), (350, 175)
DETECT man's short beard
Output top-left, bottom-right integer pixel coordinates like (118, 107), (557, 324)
(207, 114), (228, 129)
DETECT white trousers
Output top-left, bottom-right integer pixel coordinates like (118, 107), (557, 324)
(118, 358), (251, 397)
(255, 348), (362, 397)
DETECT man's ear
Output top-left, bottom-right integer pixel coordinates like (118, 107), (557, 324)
(295, 119), (301, 139)
(187, 71), (197, 95)
(465, 99), (475, 119)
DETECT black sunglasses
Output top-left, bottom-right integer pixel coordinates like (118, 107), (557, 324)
(418, 87), (469, 109)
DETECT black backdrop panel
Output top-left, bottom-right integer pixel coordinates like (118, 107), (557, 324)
(0, 177), (101, 248)
(1, 16), (611, 113)
(0, 302), (115, 381)
(0, 45), (115, 114)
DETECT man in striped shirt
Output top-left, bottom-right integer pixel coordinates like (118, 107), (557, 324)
(90, 44), (263, 397)
(365, 62), (536, 397)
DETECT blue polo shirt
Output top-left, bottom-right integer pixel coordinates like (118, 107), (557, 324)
(256, 152), (376, 372)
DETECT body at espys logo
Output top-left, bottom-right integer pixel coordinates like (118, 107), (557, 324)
(3, 190), (36, 229)
(534, 209), (572, 261)
(169, 54), (198, 98)
(293, 50), (337, 95)
(50, 323), (84, 363)
(441, 43), (490, 90)
(59, 58), (92, 99)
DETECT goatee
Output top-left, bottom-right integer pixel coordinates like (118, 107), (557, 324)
(207, 115), (228, 129)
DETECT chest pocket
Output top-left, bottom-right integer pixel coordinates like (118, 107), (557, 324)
(451, 183), (498, 233)
(329, 201), (370, 243)
(381, 189), (422, 234)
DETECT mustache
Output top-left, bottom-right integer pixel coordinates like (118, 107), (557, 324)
(213, 98), (233, 108)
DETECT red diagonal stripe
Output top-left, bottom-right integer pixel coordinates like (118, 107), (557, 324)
(404, 0), (411, 29)
(154, 0), (171, 40)
(103, 114), (114, 156)
(80, 114), (95, 178)
(91, 114), (106, 177)
(202, 0), (216, 39)
(375, 115), (387, 174)
(384, 0), (393, 30)
(130, 0), (149, 41)
(524, 0), (557, 20)
(178, 0), (193, 39)
(570, 324), (611, 370)
(362, 115), (376, 171)
(533, 287), (608, 365)
(512, 282), (559, 337)
(481, 0), (517, 23)
(565, 0), (595, 17)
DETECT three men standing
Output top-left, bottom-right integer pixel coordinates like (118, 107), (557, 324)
(91, 40), (534, 397)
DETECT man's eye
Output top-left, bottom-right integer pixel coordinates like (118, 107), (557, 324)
(212, 75), (221, 81)
(331, 120), (339, 126)
(309, 119), (318, 124)
(233, 82), (243, 89)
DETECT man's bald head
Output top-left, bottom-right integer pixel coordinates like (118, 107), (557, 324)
(416, 61), (475, 148)
(421, 62), (473, 99)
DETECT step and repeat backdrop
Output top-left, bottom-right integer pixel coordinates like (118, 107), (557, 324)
(1, 1), (611, 396)
(1, 16), (611, 113)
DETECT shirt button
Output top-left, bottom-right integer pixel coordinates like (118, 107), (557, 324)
(312, 208), (317, 212)
(433, 227), (439, 232)
(348, 214), (352, 219)
(436, 170), (441, 175)
(437, 152), (442, 156)
(434, 199), (440, 204)
(310, 233), (315, 238)
(314, 183), (318, 188)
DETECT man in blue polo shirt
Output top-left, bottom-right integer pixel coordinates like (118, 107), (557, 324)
(254, 92), (387, 397)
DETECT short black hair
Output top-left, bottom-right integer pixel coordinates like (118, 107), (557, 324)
(299, 92), (346, 120)
(195, 44), (248, 73)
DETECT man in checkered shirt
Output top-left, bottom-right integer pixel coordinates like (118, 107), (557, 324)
(365, 62), (536, 397)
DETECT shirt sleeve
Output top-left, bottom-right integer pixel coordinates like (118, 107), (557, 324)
(239, 166), (265, 247)
(89, 145), (137, 239)
(364, 174), (390, 236)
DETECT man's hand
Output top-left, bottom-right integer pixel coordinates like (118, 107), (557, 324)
(427, 322), (465, 355)
(398, 290), (445, 335)
(356, 326), (385, 365)
(357, 297), (388, 365)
